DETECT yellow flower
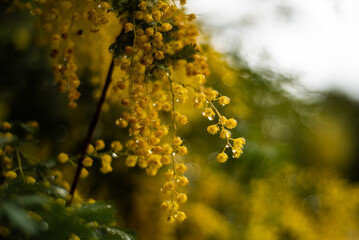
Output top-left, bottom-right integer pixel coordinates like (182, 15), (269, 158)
(217, 152), (228, 163)
(161, 201), (170, 211)
(57, 153), (69, 163)
(100, 164), (112, 174)
(219, 116), (227, 125)
(124, 23), (134, 33)
(177, 176), (189, 186)
(202, 108), (215, 118)
(145, 27), (154, 36)
(175, 163), (187, 174)
(233, 137), (246, 148)
(207, 90), (219, 100)
(154, 51), (165, 60)
(115, 118), (128, 128)
(194, 74), (205, 84)
(102, 154), (112, 164)
(86, 144), (95, 154)
(173, 137), (183, 146)
(111, 141), (123, 152)
(177, 146), (188, 155)
(82, 157), (93, 167)
(207, 124), (219, 135)
(125, 156), (137, 167)
(95, 139), (105, 151)
(152, 10), (163, 21)
(146, 167), (158, 176)
(161, 155), (171, 165)
(225, 118), (237, 129)
(162, 144), (173, 155)
(25, 176), (36, 184)
(2, 121), (11, 131)
(80, 168), (89, 178)
(4, 171), (17, 179)
(154, 32), (163, 41)
(160, 23), (172, 32)
(218, 96), (230, 106)
(177, 193), (188, 204)
(175, 211), (187, 222)
(232, 148), (243, 158)
(175, 114), (188, 125)
(161, 181), (175, 193)
(144, 14), (153, 23)
(100, 154), (112, 174)
(220, 129), (231, 139)
(165, 170), (174, 180)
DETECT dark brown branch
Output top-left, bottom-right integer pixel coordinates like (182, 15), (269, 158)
(68, 58), (115, 203)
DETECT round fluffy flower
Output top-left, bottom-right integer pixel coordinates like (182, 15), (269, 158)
(232, 148), (243, 158)
(202, 108), (215, 118)
(220, 129), (231, 139)
(160, 23), (172, 32)
(175, 114), (188, 125)
(177, 176), (189, 186)
(124, 23), (134, 32)
(57, 153), (69, 163)
(194, 74), (205, 85)
(100, 154), (112, 174)
(225, 118), (237, 129)
(80, 168), (89, 178)
(177, 146), (188, 155)
(4, 170), (17, 179)
(217, 152), (228, 163)
(162, 144), (173, 155)
(175, 163), (187, 174)
(173, 137), (183, 146)
(95, 139), (105, 151)
(86, 144), (95, 154)
(111, 141), (123, 152)
(218, 96), (230, 106)
(207, 124), (219, 135)
(25, 176), (36, 184)
(82, 157), (93, 167)
(177, 193), (188, 204)
(233, 137), (246, 148)
(175, 211), (187, 222)
(2, 121), (11, 131)
(125, 156), (138, 167)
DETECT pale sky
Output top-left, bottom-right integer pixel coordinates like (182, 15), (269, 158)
(187, 0), (359, 99)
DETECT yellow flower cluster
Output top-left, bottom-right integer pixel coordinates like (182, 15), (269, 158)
(198, 91), (245, 162)
(16, 0), (245, 222)
(106, 0), (244, 221)
(13, 0), (112, 108)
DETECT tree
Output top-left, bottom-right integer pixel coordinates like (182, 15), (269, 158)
(0, 0), (245, 239)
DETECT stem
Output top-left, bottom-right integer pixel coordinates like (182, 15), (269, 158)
(16, 150), (25, 180)
(68, 58), (115, 203)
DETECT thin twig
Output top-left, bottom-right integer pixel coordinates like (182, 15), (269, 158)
(68, 58), (115, 204)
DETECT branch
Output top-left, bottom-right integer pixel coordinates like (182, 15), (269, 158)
(68, 58), (115, 203)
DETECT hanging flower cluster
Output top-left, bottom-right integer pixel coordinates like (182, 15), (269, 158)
(12, 0), (245, 222)
(9, 0), (113, 109)
(106, 0), (245, 222)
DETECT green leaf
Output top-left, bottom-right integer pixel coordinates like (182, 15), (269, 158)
(95, 226), (138, 240)
(0, 202), (38, 234)
(14, 195), (47, 206)
(73, 202), (114, 225)
(170, 44), (199, 62)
